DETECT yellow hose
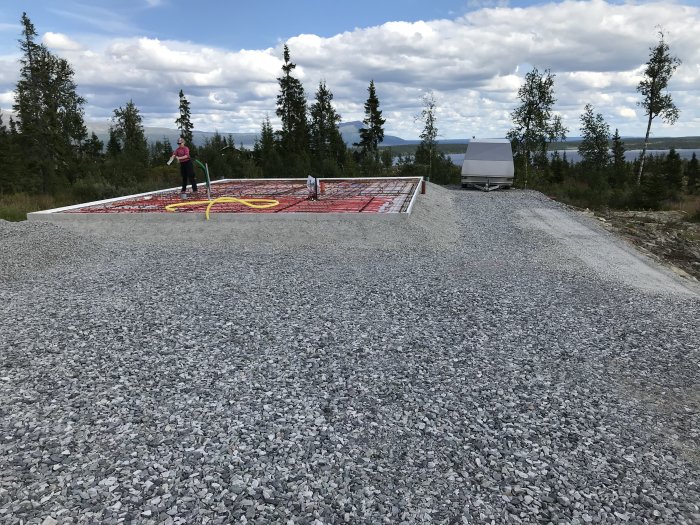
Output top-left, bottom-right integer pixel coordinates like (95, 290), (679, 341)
(165, 196), (280, 220)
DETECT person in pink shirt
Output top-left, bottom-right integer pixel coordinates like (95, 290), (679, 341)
(171, 137), (197, 196)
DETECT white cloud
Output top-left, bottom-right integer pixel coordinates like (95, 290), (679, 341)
(43, 32), (83, 51)
(618, 107), (637, 118)
(0, 90), (13, 106)
(1, 0), (698, 138)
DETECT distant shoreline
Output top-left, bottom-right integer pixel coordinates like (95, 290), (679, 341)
(549, 137), (700, 151)
(382, 138), (700, 158)
(446, 148), (700, 166)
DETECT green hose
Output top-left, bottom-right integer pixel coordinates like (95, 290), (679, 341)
(194, 159), (212, 199)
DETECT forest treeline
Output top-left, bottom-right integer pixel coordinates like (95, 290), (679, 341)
(0, 14), (697, 220)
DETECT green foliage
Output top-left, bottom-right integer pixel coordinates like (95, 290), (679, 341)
(0, 112), (21, 194)
(578, 104), (610, 173)
(549, 151), (568, 184)
(0, 192), (74, 221)
(185, 133), (262, 181)
(418, 92), (438, 149)
(175, 90), (194, 146)
(355, 80), (386, 168)
(3, 15), (696, 225)
(689, 201), (700, 223)
(636, 31), (681, 185)
(686, 153), (699, 194)
(13, 12), (87, 194)
(149, 138), (174, 164)
(609, 129), (627, 188)
(527, 145), (700, 212)
(111, 100), (148, 160)
(380, 148), (393, 170)
(71, 175), (119, 202)
(414, 91), (445, 182)
(507, 67), (567, 186)
(665, 148), (683, 198)
(276, 45), (309, 158)
(395, 150), (459, 184)
(309, 81), (346, 176)
(108, 100), (150, 192)
(253, 117), (283, 178)
(387, 143), (469, 157)
(551, 136), (700, 151)
(413, 145), (457, 185)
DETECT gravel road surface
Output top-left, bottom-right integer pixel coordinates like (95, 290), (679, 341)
(1, 185), (699, 524)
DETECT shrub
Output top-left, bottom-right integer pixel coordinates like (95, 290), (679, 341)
(0, 192), (73, 221)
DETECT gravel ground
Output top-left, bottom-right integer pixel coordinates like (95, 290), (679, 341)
(1, 185), (699, 525)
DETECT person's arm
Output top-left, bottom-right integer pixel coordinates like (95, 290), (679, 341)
(175, 146), (191, 162)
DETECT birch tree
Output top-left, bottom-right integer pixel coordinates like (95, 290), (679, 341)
(636, 31), (681, 185)
(507, 67), (566, 187)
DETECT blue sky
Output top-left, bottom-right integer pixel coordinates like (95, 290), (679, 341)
(0, 0), (698, 139)
(0, 0), (539, 52)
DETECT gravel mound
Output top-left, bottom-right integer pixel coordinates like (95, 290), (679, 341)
(0, 220), (120, 284)
(2, 185), (699, 524)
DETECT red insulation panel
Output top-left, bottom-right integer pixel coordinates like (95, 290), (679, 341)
(65, 178), (420, 214)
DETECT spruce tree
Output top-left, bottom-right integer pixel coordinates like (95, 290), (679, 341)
(254, 116), (283, 178)
(275, 45), (310, 176)
(686, 153), (698, 195)
(664, 148), (683, 197)
(0, 112), (15, 193)
(110, 100), (148, 185)
(254, 117), (276, 161)
(74, 132), (105, 184)
(81, 132), (104, 160)
(355, 80), (385, 166)
(13, 12), (87, 192)
(112, 101), (148, 160)
(106, 127), (122, 157)
(610, 129), (627, 188)
(309, 80), (345, 177)
(175, 89), (194, 147)
(550, 151), (565, 184)
(640, 154), (665, 208)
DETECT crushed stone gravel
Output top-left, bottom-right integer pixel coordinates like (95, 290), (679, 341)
(1, 184), (699, 524)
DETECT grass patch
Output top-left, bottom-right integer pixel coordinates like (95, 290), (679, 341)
(0, 193), (75, 222)
(669, 194), (700, 222)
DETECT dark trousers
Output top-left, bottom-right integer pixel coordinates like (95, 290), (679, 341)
(180, 161), (197, 192)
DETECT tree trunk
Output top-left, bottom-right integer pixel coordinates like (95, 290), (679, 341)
(524, 150), (529, 188)
(636, 114), (654, 186)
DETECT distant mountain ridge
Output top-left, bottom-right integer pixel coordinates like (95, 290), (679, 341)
(83, 120), (700, 151)
(87, 119), (472, 149)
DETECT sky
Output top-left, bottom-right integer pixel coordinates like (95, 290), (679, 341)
(0, 0), (699, 140)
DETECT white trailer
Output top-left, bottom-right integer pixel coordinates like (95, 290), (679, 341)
(461, 139), (514, 191)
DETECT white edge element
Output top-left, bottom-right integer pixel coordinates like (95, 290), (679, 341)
(405, 177), (423, 214)
(30, 187), (180, 214)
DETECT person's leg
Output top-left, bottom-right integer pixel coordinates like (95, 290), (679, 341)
(180, 165), (187, 192)
(189, 163), (198, 192)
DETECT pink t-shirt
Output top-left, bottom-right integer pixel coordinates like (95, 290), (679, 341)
(173, 146), (190, 163)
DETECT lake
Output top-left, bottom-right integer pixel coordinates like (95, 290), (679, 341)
(447, 149), (700, 166)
